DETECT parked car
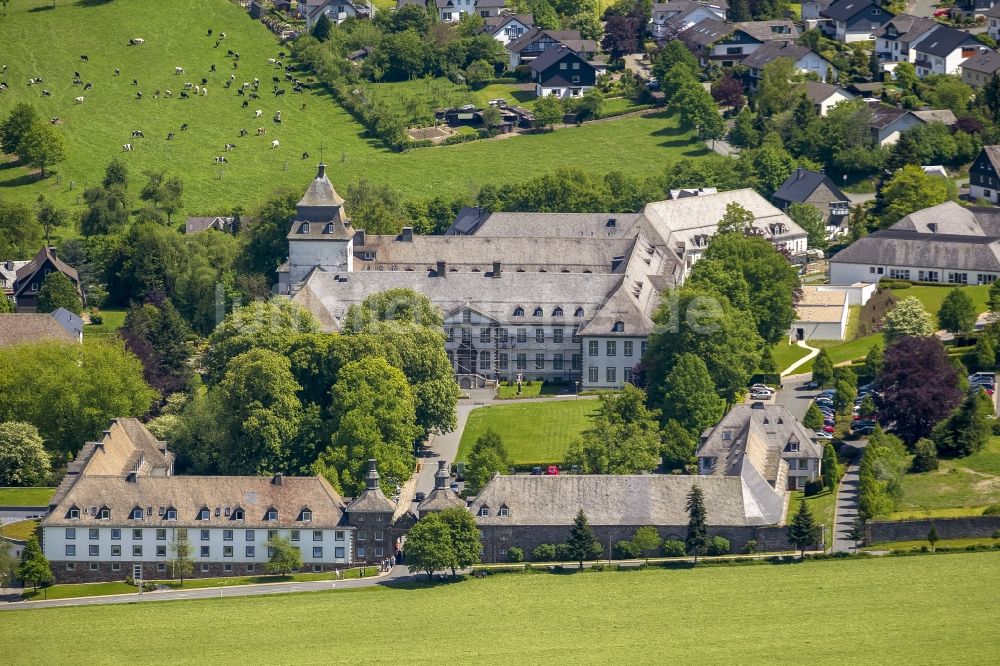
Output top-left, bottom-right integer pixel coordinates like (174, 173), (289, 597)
(814, 431), (834, 439)
(750, 383), (775, 393)
(853, 424), (876, 436)
(969, 372), (995, 384)
(531, 466), (543, 475)
(822, 425), (835, 433)
(806, 380), (821, 389)
(546, 465), (560, 475)
(750, 390), (773, 400)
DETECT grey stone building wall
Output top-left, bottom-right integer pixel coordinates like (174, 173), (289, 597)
(867, 516), (1000, 545)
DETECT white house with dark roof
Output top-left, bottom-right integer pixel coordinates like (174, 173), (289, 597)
(875, 14), (939, 69)
(301, 0), (373, 28)
(679, 19), (799, 68)
(740, 41), (837, 88)
(697, 402), (823, 490)
(479, 13), (533, 45)
(912, 24), (982, 77)
(829, 201), (1000, 285)
(650, 1), (728, 41)
(821, 0), (894, 43)
(803, 81), (855, 116)
(968, 145), (1000, 204)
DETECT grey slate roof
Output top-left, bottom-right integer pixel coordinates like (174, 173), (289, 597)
(51, 307), (84, 341)
(297, 164), (345, 208)
(831, 229), (1000, 271)
(822, 0), (878, 22)
(733, 20), (800, 42)
(890, 200), (1000, 236)
(698, 404), (823, 473)
(185, 216), (235, 234)
(911, 108), (957, 125)
(773, 168), (850, 206)
(740, 41), (814, 70)
(0, 313), (76, 347)
(472, 212), (642, 238)
(961, 49), (1000, 74)
(980, 145), (1000, 176)
(469, 474), (780, 527)
(867, 103), (911, 129)
(875, 14), (938, 42)
(529, 46), (582, 73)
(803, 81), (854, 105)
(915, 24), (980, 58)
(507, 29), (596, 55)
(678, 18), (731, 46)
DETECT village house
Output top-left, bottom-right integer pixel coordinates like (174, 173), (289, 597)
(7, 246), (82, 312)
(300, 0), (373, 28)
(772, 167), (851, 235)
(281, 166), (807, 389)
(697, 403), (823, 491)
(506, 29), (597, 69)
(960, 49), (1000, 87)
(0, 310), (82, 347)
(969, 145), (1000, 204)
(185, 216), (237, 234)
(829, 200), (1000, 285)
(821, 0), (894, 43)
(867, 103), (923, 146)
(478, 13), (534, 45)
(740, 41), (837, 89)
(987, 6), (1000, 42)
(434, 0), (505, 22)
(650, 0), (728, 42)
(911, 24), (982, 77)
(0, 259), (28, 307)
(678, 19), (800, 68)
(802, 81), (856, 116)
(790, 286), (850, 341)
(801, 0), (833, 20)
(874, 14), (938, 70)
(529, 47), (598, 98)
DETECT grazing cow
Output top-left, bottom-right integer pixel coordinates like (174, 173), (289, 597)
(164, 89), (172, 97)
(136, 91), (143, 100)
(284, 73), (293, 81)
(267, 59), (277, 65)
(84, 82), (93, 90)
(122, 143), (133, 151)
(181, 123), (189, 130)
(201, 78), (207, 85)
(183, 82), (193, 89)
(278, 52), (286, 58)
(255, 109), (262, 118)
(302, 152), (310, 159)
(256, 127), (266, 135)
(253, 78), (260, 86)
(214, 156), (227, 164)
(241, 100), (249, 108)
(236, 88), (244, 96)
(226, 49), (234, 57)
(114, 68), (120, 77)
(74, 71), (81, 78)
(239, 128), (248, 137)
(271, 139), (279, 149)
(215, 40), (222, 48)
(175, 67), (185, 74)
(72, 78), (83, 85)
(131, 38), (145, 45)
(249, 92), (259, 100)
(131, 130), (144, 138)
(201, 87), (207, 97)
(273, 111), (281, 123)
(194, 85), (200, 94)
(220, 32), (227, 39)
(272, 76), (280, 84)
(75, 96), (84, 104)
(208, 29), (213, 36)
(167, 132), (174, 140)
(224, 143), (236, 151)
(233, 62), (238, 70)
(180, 91), (189, 99)
(210, 64), (216, 73)
(275, 89), (285, 96)
(234, 53), (239, 60)
(230, 74), (236, 81)
(241, 82), (251, 89)
(132, 79), (138, 85)
(50, 117), (59, 124)
(224, 81), (231, 89)
(153, 89), (159, 98)
(41, 89), (51, 96)
(80, 55), (89, 61)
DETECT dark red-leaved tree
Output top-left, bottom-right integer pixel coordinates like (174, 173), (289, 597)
(877, 336), (962, 445)
(601, 15), (641, 61)
(711, 75), (745, 111)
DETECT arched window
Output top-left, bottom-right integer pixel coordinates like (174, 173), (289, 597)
(552, 307), (564, 317)
(533, 307), (543, 317)
(574, 307), (585, 317)
(612, 321), (625, 333)
(513, 306), (525, 317)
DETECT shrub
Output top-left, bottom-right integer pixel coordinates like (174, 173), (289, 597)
(911, 438), (939, 473)
(531, 543), (557, 561)
(90, 313), (104, 326)
(706, 536), (730, 556)
(804, 479), (825, 497)
(982, 504), (1000, 516)
(507, 546), (524, 563)
(743, 539), (758, 554)
(554, 543), (570, 561)
(662, 539), (686, 557)
(993, 529), (1000, 538)
(614, 540), (641, 559)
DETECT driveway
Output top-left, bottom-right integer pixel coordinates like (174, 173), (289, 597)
(774, 373), (818, 422)
(832, 441), (868, 553)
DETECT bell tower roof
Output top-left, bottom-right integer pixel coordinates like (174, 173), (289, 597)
(297, 163), (344, 208)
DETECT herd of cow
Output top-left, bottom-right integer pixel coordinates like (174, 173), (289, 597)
(4, 27), (319, 167)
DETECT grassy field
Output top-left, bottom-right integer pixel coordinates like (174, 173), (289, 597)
(789, 488), (837, 547)
(0, 0), (706, 230)
(457, 399), (596, 464)
(83, 309), (126, 340)
(864, 537), (1000, 550)
(5, 553), (1000, 662)
(0, 519), (39, 541)
(897, 284), (991, 319)
(0, 487), (54, 506)
(495, 381), (577, 399)
(895, 436), (1000, 518)
(771, 340), (810, 374)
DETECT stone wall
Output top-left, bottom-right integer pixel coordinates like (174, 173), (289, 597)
(50, 560), (349, 584)
(477, 523), (812, 563)
(867, 516), (1000, 545)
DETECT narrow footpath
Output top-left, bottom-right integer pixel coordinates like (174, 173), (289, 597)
(832, 443), (867, 553)
(781, 340), (819, 377)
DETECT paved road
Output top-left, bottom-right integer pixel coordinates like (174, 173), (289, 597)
(906, 0), (937, 17)
(774, 373), (817, 423)
(0, 509), (47, 524)
(1, 566), (417, 611)
(832, 441), (868, 553)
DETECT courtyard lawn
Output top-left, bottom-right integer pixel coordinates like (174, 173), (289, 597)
(896, 284), (990, 318)
(0, 0), (707, 234)
(798, 333), (884, 374)
(494, 382), (577, 399)
(457, 399), (596, 464)
(0, 487), (54, 506)
(894, 436), (1000, 517)
(83, 309), (126, 340)
(789, 489), (837, 548)
(771, 340), (810, 374)
(5, 553), (1000, 662)
(0, 520), (39, 541)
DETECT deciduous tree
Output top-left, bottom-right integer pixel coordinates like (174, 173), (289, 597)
(17, 536), (53, 592)
(438, 506), (481, 576)
(631, 526), (662, 562)
(565, 384), (663, 474)
(533, 94), (564, 130)
(0, 102), (39, 157)
(464, 429), (512, 494)
(19, 122), (65, 178)
(265, 536), (303, 575)
(883, 297), (935, 344)
(787, 202), (828, 250)
(0, 421), (50, 486)
(877, 165), (956, 228)
(36, 272), (81, 314)
(937, 287), (977, 339)
(405, 512), (455, 580)
(878, 336), (962, 445)
(168, 539), (194, 584)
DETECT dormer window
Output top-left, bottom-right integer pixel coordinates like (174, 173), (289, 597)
(300, 508), (313, 522)
(68, 506), (80, 519)
(324, 223), (334, 234)
(723, 431), (732, 441)
(130, 507), (143, 520)
(533, 307), (543, 317)
(574, 307), (584, 317)
(197, 507), (211, 521)
(499, 506), (509, 517)
(552, 307), (563, 317)
(265, 507), (278, 521)
(300, 222), (310, 233)
(612, 321), (625, 333)
(478, 506), (490, 517)
(513, 306), (524, 317)
(164, 507), (177, 520)
(788, 441), (800, 452)
(98, 507), (111, 520)
(232, 507), (245, 521)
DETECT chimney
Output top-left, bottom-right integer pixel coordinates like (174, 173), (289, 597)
(400, 227), (413, 242)
(272, 472), (283, 486)
(365, 459), (380, 491)
(796, 167), (804, 180)
(48, 245), (57, 258)
(316, 163), (326, 179)
(435, 460), (449, 491)
(4, 261), (12, 270)
(492, 260), (501, 277)
(436, 260), (447, 277)
(353, 229), (366, 246)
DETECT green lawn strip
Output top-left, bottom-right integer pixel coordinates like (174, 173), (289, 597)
(494, 382), (577, 399)
(0, 519), (40, 541)
(21, 581), (139, 601)
(896, 436), (1000, 515)
(892, 284), (990, 318)
(83, 309), (127, 340)
(863, 537), (1000, 551)
(771, 340), (810, 374)
(8, 553), (1000, 663)
(799, 333), (884, 373)
(456, 399), (596, 464)
(0, 0), (706, 224)
(0, 487), (55, 506)
(789, 489), (837, 548)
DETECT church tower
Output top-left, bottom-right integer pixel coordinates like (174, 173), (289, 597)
(284, 163), (354, 291)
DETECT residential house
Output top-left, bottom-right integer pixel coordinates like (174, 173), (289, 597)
(433, 0), (505, 22)
(821, 0), (894, 43)
(0, 259), (28, 307)
(791, 286), (850, 341)
(910, 108), (957, 125)
(697, 402), (823, 491)
(679, 19), (799, 68)
(301, 0), (372, 28)
(912, 24), (982, 77)
(969, 145), (1000, 204)
(874, 14), (938, 68)
(803, 81), (856, 116)
(507, 29), (597, 69)
(953, 0), (998, 18)
(829, 200), (1000, 285)
(740, 41), (837, 89)
(867, 103), (923, 146)
(960, 48), (1000, 87)
(0, 313), (78, 347)
(650, 1), (728, 41)
(801, 0), (833, 21)
(529, 47), (598, 99)
(11, 246), (82, 312)
(479, 14), (534, 46)
(51, 307), (84, 342)
(987, 6), (1000, 42)
(772, 167), (852, 236)
(185, 216), (236, 234)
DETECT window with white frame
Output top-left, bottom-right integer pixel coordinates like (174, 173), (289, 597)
(65, 544), (76, 556)
(588, 367), (598, 383)
(89, 528), (99, 540)
(66, 527), (76, 540)
(588, 341), (598, 356)
(200, 545), (210, 558)
(133, 545), (143, 557)
(607, 341), (616, 356)
(606, 367), (616, 383)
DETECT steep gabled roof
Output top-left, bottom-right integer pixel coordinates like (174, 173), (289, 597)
(740, 41), (815, 70)
(773, 167), (849, 206)
(15, 246), (79, 287)
(0, 313), (76, 347)
(915, 24), (981, 58)
(960, 49), (1000, 75)
(822, 0), (878, 22)
(732, 20), (800, 42)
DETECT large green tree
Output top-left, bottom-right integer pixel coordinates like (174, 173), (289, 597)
(565, 509), (602, 569)
(533, 94), (564, 130)
(464, 429), (512, 495)
(35, 272), (81, 314)
(120, 298), (193, 395)
(657, 353), (725, 436)
(19, 122), (66, 178)
(786, 499), (820, 556)
(937, 288), (977, 338)
(0, 102), (39, 157)
(787, 202), (828, 250)
(877, 165), (956, 227)
(0, 421), (50, 486)
(240, 189), (299, 278)
(0, 199), (42, 258)
(265, 536), (303, 575)
(883, 296), (935, 344)
(438, 506), (481, 576)
(0, 340), (156, 456)
(565, 384), (663, 474)
(17, 536), (53, 592)
(932, 388), (993, 458)
(405, 512), (455, 580)
(139, 171), (184, 223)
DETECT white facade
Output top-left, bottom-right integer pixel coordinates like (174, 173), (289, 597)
(490, 18), (532, 45)
(287, 237), (353, 287)
(830, 261), (1000, 286)
(583, 336), (648, 389)
(650, 6), (726, 40)
(43, 525), (355, 574)
(990, 15), (1000, 41)
(916, 44), (981, 77)
(970, 182), (1000, 204)
(535, 83), (590, 98)
(439, 0), (501, 22)
(814, 88), (854, 116)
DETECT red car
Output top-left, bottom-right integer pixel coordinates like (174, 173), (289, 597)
(546, 465), (559, 475)
(823, 425), (835, 433)
(934, 8), (950, 17)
